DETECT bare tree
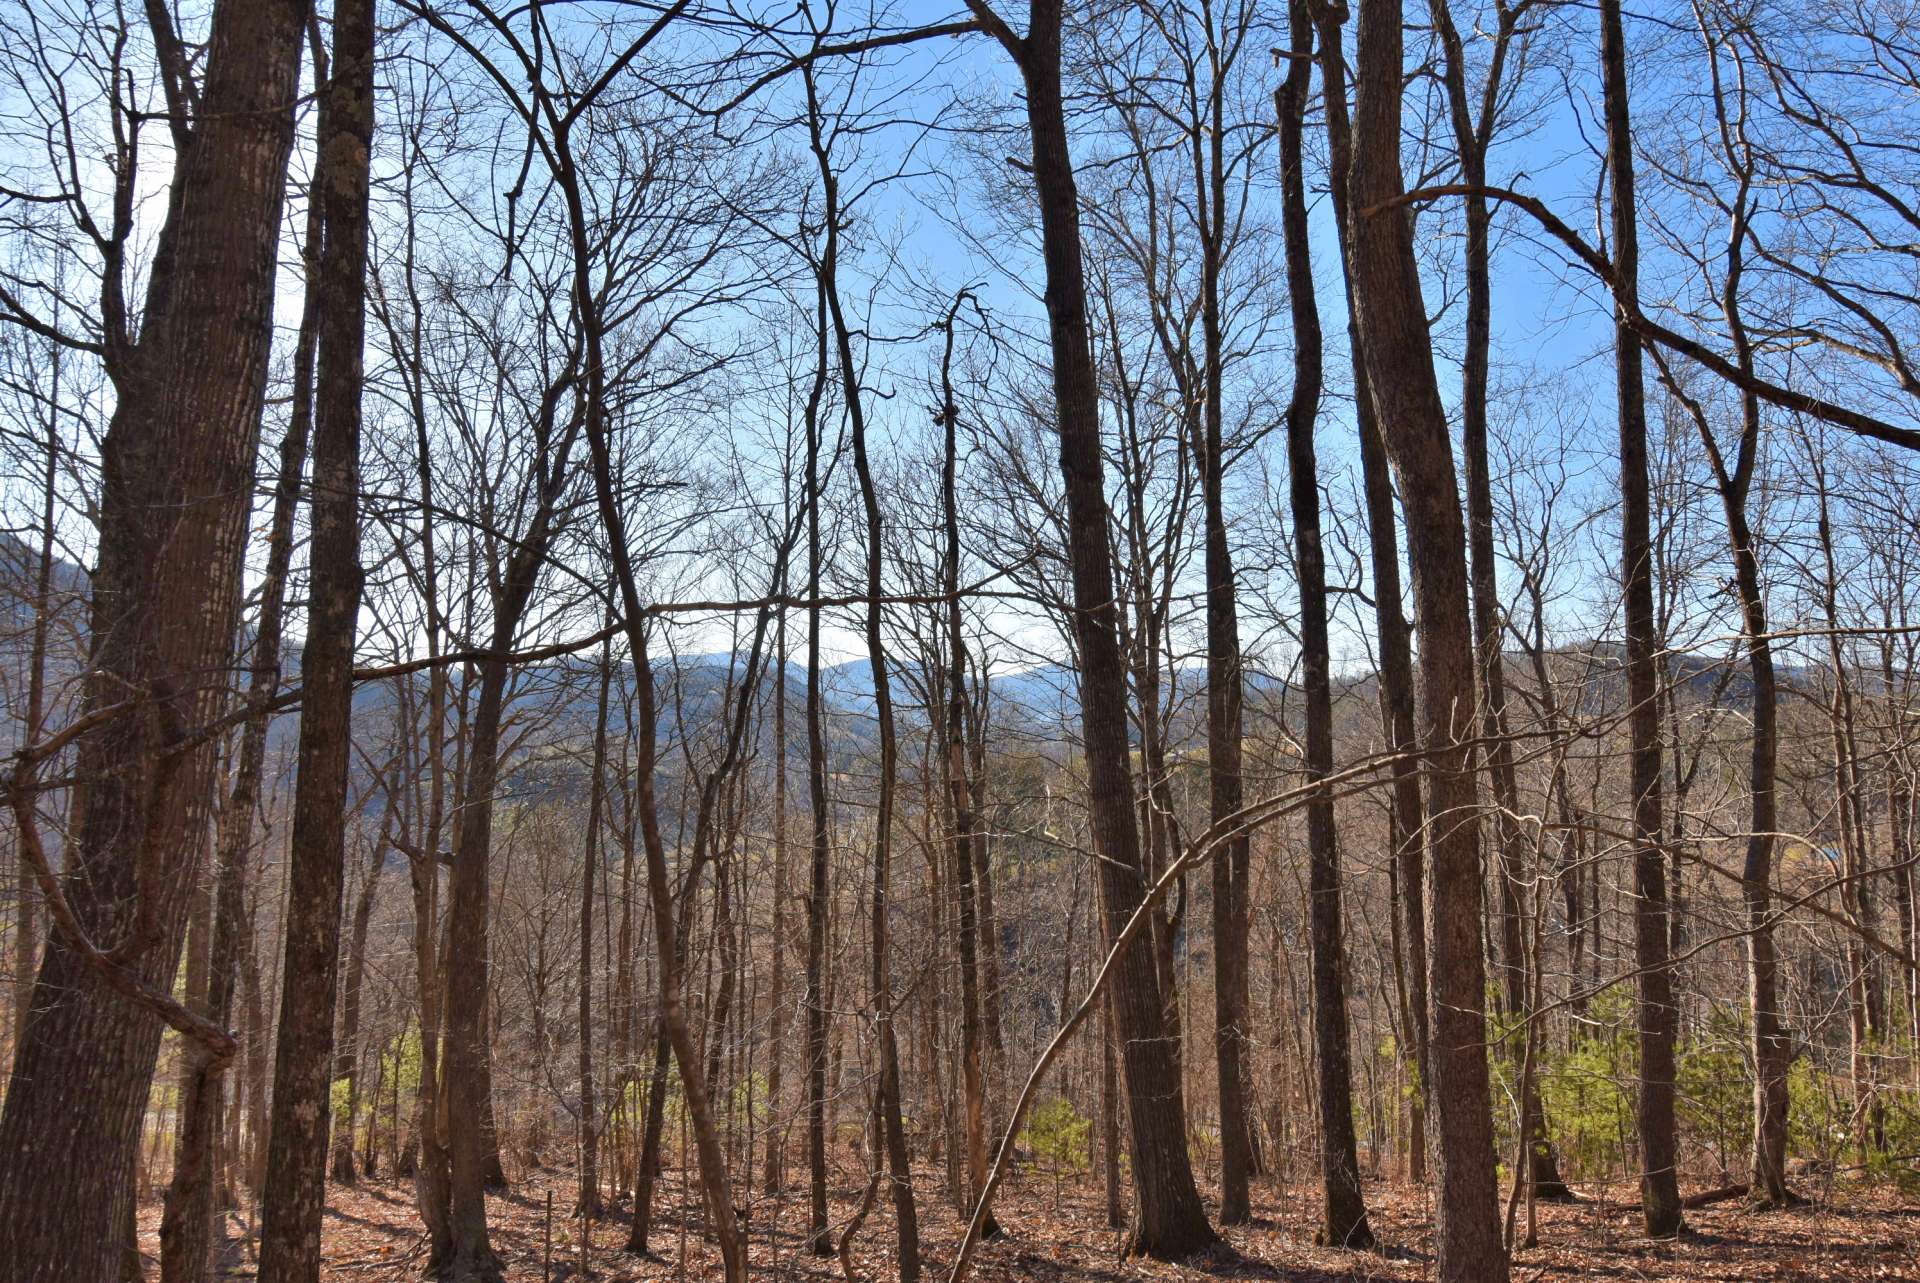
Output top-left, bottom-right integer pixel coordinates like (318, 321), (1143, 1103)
(1309, 0), (1432, 1186)
(1599, 0), (1683, 1236)
(1278, 0), (1373, 1248)
(789, 47), (921, 1271)
(964, 0), (1218, 1258)
(576, 634), (613, 1215)
(1346, 0), (1508, 1275)
(0, 4), (309, 1278)
(257, 1), (377, 1275)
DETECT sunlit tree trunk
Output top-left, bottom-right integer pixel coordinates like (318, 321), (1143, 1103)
(1346, 0), (1508, 1274)
(1313, 2), (1430, 1183)
(256, 0), (376, 1255)
(1279, 0), (1373, 1247)
(964, 0), (1217, 1257)
(1600, 0), (1683, 1235)
(0, 5), (308, 1278)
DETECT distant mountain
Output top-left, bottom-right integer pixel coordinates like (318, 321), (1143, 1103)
(983, 662), (1082, 725)
(0, 533), (89, 627)
(1541, 638), (1819, 716)
(2, 534), (1858, 813)
(0, 533), (91, 752)
(809, 656), (1083, 731)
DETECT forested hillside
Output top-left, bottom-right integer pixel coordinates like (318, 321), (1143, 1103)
(1, 2), (1917, 1282)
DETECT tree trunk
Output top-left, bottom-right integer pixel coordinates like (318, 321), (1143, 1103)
(332, 826), (390, 1187)
(431, 276), (586, 1280)
(937, 291), (1003, 1245)
(860, 403), (922, 1279)
(9, 341), (62, 1060)
(1665, 66), (1791, 1197)
(974, 0), (1218, 1257)
(801, 77), (921, 1273)
(0, 5), (308, 1279)
(160, 149), (322, 1280)
(381, 125), (455, 1259)
(802, 272), (836, 1258)
(1424, 0), (1570, 1199)
(242, 910), (271, 1197)
(969, 748), (1008, 1079)
(612, 751), (638, 1197)
(162, 866), (218, 1283)
(258, 2), (375, 1266)
(1806, 444), (1881, 1152)
(578, 641), (613, 1216)
(627, 1025), (671, 1254)
(1346, 0), (1508, 1275)
(1731, 504), (1790, 1204)
(1313, 1), (1430, 1184)
(1102, 998), (1123, 1228)
(409, 796), (453, 1262)
(440, 672), (516, 1279)
(626, 633), (750, 1283)
(1601, 0), (1682, 1235)
(764, 604), (790, 1196)
(578, 197), (749, 1279)
(1189, 0), (1253, 1225)
(1279, 1), (1373, 1247)
(704, 846), (739, 1138)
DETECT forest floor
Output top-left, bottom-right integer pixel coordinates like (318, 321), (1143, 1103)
(145, 1162), (1920, 1281)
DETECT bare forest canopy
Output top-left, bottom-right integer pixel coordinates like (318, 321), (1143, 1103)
(1, 3), (1918, 1283)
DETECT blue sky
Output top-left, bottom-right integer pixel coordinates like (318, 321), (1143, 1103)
(0, 0), (1840, 680)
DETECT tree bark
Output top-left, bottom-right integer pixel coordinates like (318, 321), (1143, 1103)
(258, 0), (375, 1268)
(160, 89), (325, 1276)
(1346, 0), (1508, 1275)
(799, 69), (920, 1273)
(624, 636), (750, 1283)
(578, 640), (613, 1216)
(440, 642), (517, 1277)
(802, 272), (836, 1258)
(1601, 0), (1682, 1236)
(577, 151), (749, 1274)
(1313, 0), (1430, 1183)
(9, 341), (61, 1059)
(1279, 1), (1373, 1247)
(1805, 443), (1881, 1152)
(1425, 0), (1569, 1198)
(1102, 998), (1123, 1228)
(938, 290), (1003, 1245)
(1665, 30), (1791, 1194)
(627, 1025), (671, 1254)
(966, 0), (1217, 1258)
(0, 5), (308, 1279)
(764, 603), (790, 1196)
(333, 821), (391, 1186)
(1187, 0), (1253, 1225)
(1732, 502), (1789, 1204)
(374, 127), (454, 1256)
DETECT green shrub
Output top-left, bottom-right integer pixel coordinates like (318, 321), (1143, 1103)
(382, 1026), (424, 1097)
(1789, 1056), (1849, 1168)
(1536, 988), (1636, 1179)
(1865, 1067), (1920, 1195)
(730, 1070), (769, 1129)
(1676, 1007), (1752, 1177)
(1021, 1096), (1091, 1175)
(1020, 1096), (1091, 1207)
